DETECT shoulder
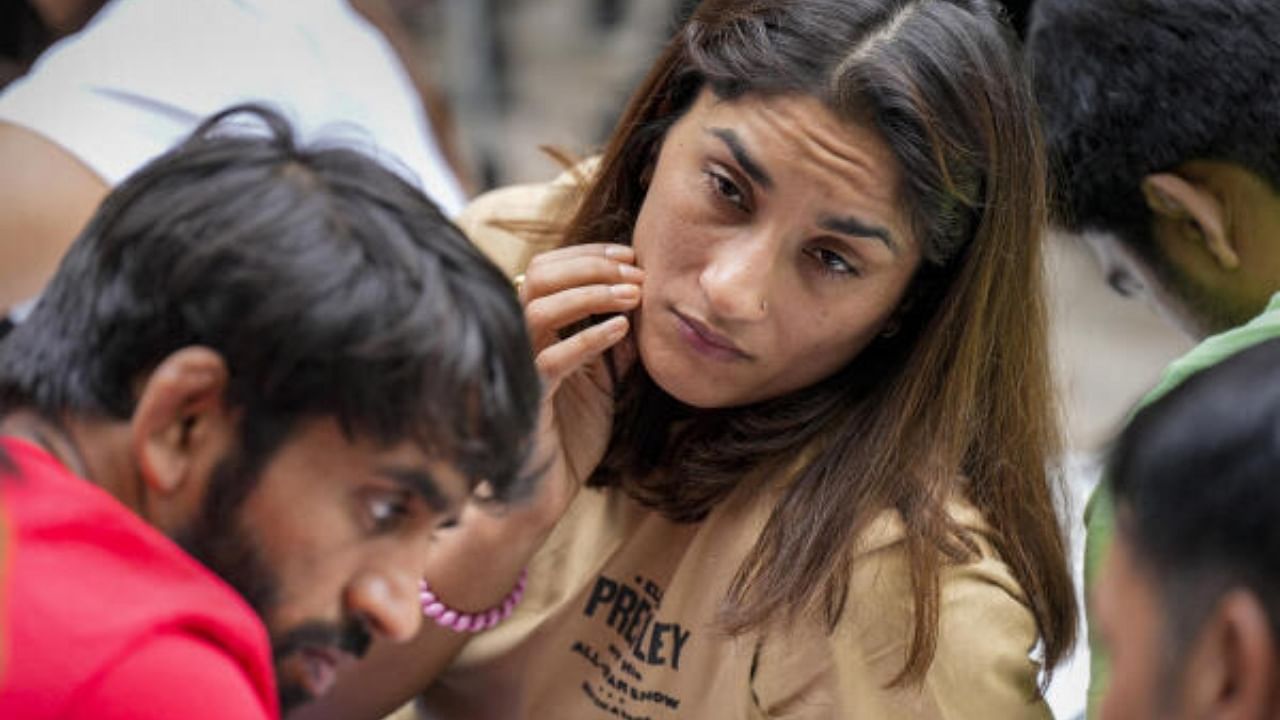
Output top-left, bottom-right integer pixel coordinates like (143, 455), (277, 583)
(457, 159), (598, 278)
(0, 119), (108, 310)
(1, 440), (275, 715)
(846, 502), (1047, 717)
(65, 630), (275, 720)
(1144, 296), (1280, 405)
(753, 501), (1049, 718)
(921, 542), (1047, 717)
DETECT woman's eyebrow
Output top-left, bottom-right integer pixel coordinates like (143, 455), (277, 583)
(707, 126), (898, 256)
(708, 127), (774, 190)
(820, 215), (899, 256)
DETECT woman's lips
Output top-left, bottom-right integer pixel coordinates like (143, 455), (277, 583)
(673, 310), (751, 362)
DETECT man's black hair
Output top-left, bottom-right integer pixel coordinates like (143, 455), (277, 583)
(0, 104), (540, 502)
(1027, 0), (1280, 257)
(1109, 337), (1280, 667)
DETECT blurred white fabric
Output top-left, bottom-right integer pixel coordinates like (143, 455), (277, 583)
(0, 0), (465, 214)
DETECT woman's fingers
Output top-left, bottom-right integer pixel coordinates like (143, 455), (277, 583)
(528, 242), (634, 266)
(521, 243), (640, 389)
(522, 244), (642, 301)
(536, 315), (630, 391)
(526, 283), (640, 348)
(523, 257), (643, 303)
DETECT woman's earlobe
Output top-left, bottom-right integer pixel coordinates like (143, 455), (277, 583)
(881, 293), (917, 340)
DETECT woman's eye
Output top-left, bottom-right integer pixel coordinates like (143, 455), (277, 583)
(806, 247), (859, 277)
(706, 170), (747, 210)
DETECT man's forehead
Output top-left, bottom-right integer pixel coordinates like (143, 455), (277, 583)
(286, 419), (472, 511)
(373, 447), (471, 513)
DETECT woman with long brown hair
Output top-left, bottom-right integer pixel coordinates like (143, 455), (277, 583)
(297, 0), (1075, 717)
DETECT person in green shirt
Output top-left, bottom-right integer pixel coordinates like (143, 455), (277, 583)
(1026, 0), (1280, 715)
(1096, 338), (1280, 720)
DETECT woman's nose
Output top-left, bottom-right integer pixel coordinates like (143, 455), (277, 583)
(699, 231), (776, 322)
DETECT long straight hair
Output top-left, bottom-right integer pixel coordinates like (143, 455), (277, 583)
(557, 0), (1075, 685)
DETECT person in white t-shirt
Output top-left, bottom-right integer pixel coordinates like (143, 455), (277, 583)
(0, 0), (467, 317)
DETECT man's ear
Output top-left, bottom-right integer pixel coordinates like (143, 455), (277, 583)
(1142, 172), (1239, 271)
(1181, 590), (1277, 720)
(130, 347), (232, 519)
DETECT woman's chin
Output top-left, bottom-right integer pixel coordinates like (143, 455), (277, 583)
(638, 343), (741, 409)
(635, 312), (767, 409)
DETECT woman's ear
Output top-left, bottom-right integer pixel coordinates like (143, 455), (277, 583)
(880, 289), (919, 339)
(879, 317), (901, 339)
(1141, 172), (1238, 271)
(129, 347), (233, 525)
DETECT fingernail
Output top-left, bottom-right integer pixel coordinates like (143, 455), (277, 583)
(617, 264), (644, 280)
(604, 245), (633, 259)
(605, 315), (628, 336)
(610, 284), (640, 300)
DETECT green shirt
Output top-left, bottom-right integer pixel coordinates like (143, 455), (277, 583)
(1085, 292), (1280, 717)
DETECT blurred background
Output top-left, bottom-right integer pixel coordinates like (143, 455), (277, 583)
(2, 0), (1194, 716)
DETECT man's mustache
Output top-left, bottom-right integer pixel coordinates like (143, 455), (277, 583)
(272, 617), (372, 661)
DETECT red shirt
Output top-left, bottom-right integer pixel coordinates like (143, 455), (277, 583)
(0, 437), (278, 719)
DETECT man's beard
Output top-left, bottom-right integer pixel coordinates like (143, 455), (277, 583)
(1122, 225), (1256, 337)
(174, 448), (371, 714)
(1148, 251), (1250, 336)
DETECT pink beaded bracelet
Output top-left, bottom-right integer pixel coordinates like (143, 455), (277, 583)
(419, 570), (528, 633)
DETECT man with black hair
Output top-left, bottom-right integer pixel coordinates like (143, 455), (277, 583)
(1027, 1), (1280, 714)
(1097, 337), (1280, 720)
(1029, 0), (1280, 339)
(0, 106), (540, 719)
(1029, 0), (1280, 335)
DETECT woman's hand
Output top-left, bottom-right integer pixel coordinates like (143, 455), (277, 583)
(521, 242), (643, 516)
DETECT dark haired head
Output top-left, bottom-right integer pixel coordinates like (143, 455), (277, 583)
(0, 104), (540, 502)
(1028, 0), (1280, 272)
(1110, 337), (1280, 672)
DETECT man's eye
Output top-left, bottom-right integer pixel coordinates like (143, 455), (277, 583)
(366, 492), (410, 531)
